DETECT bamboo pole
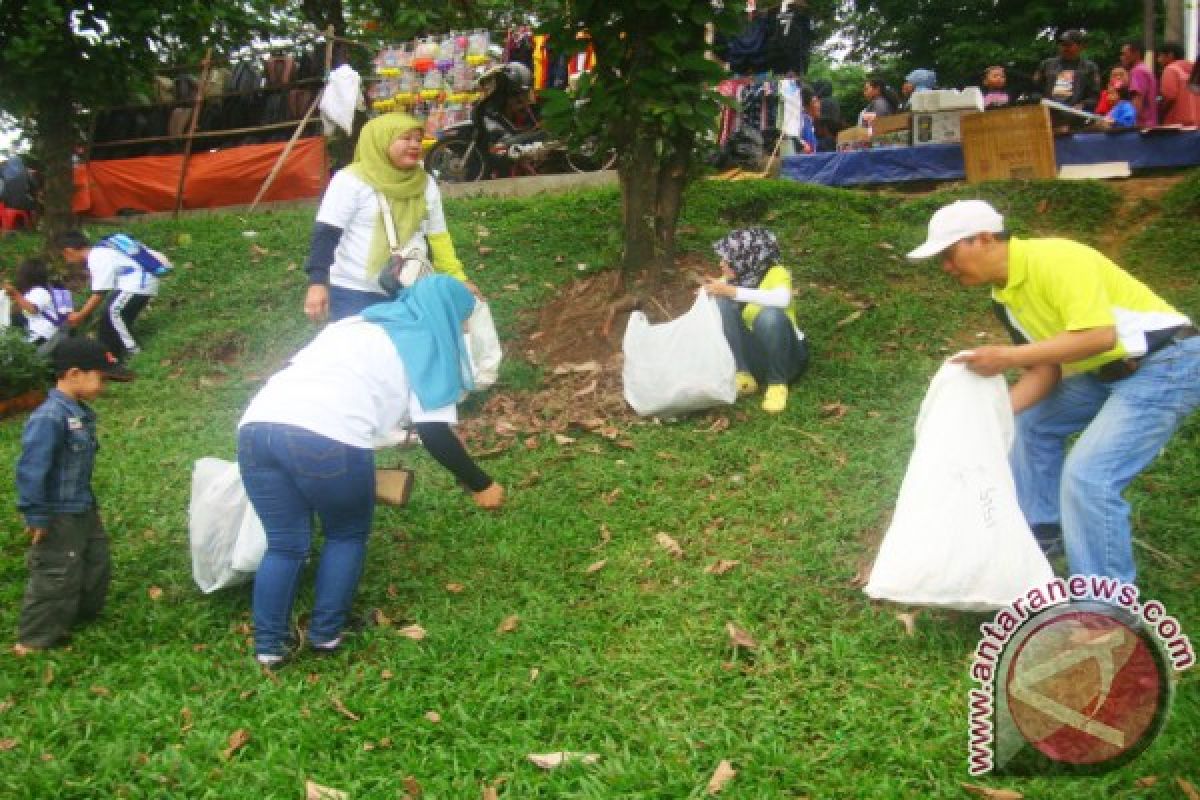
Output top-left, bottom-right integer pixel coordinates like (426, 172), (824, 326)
(89, 119), (320, 149)
(174, 48), (212, 216)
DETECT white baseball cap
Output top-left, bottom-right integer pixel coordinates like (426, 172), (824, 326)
(907, 200), (1005, 260)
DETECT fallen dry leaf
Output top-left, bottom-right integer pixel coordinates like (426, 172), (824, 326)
(836, 309), (865, 328)
(0, 739), (17, 751)
(481, 783), (500, 800)
(381, 669), (394, 680)
(585, 559), (607, 574)
(820, 402), (849, 419)
(402, 774), (423, 798)
(655, 532), (684, 559)
(529, 667), (540, 682)
(331, 697), (361, 722)
(527, 752), (601, 769)
(398, 624), (427, 641)
(706, 759), (737, 794)
(895, 611), (919, 637)
(89, 685), (112, 698)
(221, 728), (250, 760)
(478, 245), (494, 255)
(372, 608), (392, 627)
(704, 559), (740, 576)
(424, 710), (442, 724)
(445, 583), (465, 593)
(148, 586), (164, 600)
(1179, 778), (1200, 800)
(305, 780), (349, 800)
(554, 434), (576, 445)
(1134, 776), (1157, 788)
(497, 614), (520, 634)
(725, 622), (758, 651)
(597, 525), (612, 547)
(180, 707), (193, 734)
(960, 782), (1023, 799)
(573, 379), (597, 397)
(1036, 198), (1050, 214)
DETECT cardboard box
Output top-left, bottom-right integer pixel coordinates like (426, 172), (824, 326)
(871, 112), (911, 137)
(960, 105), (1056, 182)
(911, 110), (972, 145)
(836, 126), (870, 148)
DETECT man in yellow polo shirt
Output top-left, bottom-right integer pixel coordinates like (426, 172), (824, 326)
(907, 199), (1199, 583)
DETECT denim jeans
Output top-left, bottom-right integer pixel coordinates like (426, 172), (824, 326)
(1010, 335), (1200, 583)
(238, 423), (376, 656)
(329, 285), (388, 322)
(715, 297), (810, 386)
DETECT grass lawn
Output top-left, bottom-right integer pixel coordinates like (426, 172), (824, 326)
(0, 173), (1197, 798)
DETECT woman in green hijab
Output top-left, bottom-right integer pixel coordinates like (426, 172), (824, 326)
(302, 113), (479, 322)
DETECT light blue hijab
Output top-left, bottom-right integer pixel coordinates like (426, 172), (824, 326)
(361, 275), (477, 410)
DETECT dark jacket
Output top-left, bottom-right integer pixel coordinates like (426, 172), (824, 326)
(1033, 56), (1101, 110)
(16, 389), (99, 528)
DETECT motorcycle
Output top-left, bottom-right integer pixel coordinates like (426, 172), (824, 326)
(424, 63), (616, 182)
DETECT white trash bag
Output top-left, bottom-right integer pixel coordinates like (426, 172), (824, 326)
(622, 292), (737, 417)
(864, 359), (1054, 611)
(465, 300), (503, 390)
(188, 457), (265, 593)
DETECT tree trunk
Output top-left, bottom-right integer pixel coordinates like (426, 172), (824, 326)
(652, 134), (692, 277)
(618, 130), (657, 275)
(34, 93), (77, 260)
(1164, 0), (1183, 44)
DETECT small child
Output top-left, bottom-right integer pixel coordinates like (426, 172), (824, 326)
(3, 258), (72, 350)
(13, 337), (132, 655)
(56, 230), (166, 359)
(981, 66), (1010, 108)
(1104, 86), (1137, 128)
(702, 228), (810, 414)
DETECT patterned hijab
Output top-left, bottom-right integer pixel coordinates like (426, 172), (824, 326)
(713, 227), (781, 288)
(348, 113), (429, 279)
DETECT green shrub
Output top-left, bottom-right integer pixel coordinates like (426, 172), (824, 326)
(0, 329), (52, 400)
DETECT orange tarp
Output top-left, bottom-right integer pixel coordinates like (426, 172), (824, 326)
(73, 137), (327, 218)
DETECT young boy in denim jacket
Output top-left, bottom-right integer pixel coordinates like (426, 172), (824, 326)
(13, 338), (132, 654)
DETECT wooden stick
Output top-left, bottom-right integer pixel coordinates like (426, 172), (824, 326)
(90, 119), (320, 149)
(243, 89), (324, 219)
(174, 49), (212, 216)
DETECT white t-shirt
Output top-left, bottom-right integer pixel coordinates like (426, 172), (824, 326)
(315, 170), (449, 294)
(87, 246), (160, 296)
(22, 287), (59, 341)
(239, 317), (456, 449)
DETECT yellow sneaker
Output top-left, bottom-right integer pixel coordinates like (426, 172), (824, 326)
(736, 371), (758, 396)
(762, 384), (788, 414)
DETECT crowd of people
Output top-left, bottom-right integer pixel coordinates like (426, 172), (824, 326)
(6, 81), (1199, 665)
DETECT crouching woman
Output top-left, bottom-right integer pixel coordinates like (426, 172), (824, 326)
(238, 276), (503, 668)
(703, 228), (810, 414)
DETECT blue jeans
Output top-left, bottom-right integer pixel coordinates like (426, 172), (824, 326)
(237, 423), (376, 656)
(1011, 336), (1200, 583)
(329, 285), (388, 322)
(715, 297), (810, 385)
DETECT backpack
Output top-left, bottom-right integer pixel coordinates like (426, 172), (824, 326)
(98, 233), (173, 278)
(43, 284), (74, 326)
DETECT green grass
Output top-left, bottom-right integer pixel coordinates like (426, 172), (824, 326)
(0, 175), (1197, 798)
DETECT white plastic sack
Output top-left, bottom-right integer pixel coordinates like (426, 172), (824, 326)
(465, 300), (503, 390)
(622, 292), (737, 417)
(864, 360), (1054, 611)
(230, 499), (267, 573)
(188, 457), (263, 593)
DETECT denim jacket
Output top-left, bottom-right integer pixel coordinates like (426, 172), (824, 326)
(16, 389), (99, 528)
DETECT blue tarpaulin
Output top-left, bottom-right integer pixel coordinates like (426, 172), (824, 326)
(780, 130), (1200, 187)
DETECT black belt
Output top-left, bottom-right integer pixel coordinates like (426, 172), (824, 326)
(1092, 324), (1198, 382)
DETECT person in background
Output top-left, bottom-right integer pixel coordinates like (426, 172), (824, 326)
(3, 258), (69, 349)
(1093, 66), (1128, 116)
(858, 78), (896, 128)
(303, 113), (479, 324)
(1033, 28), (1101, 111)
(241, 276), (504, 669)
(1156, 41), (1199, 125)
(13, 338), (133, 655)
(703, 228), (809, 415)
(1119, 39), (1158, 127)
(981, 66), (1011, 108)
(57, 230), (162, 360)
(812, 79), (844, 149)
(907, 199), (1199, 583)
(1101, 86), (1137, 128)
(900, 68), (936, 110)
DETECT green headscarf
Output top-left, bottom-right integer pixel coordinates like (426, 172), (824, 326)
(348, 113), (429, 279)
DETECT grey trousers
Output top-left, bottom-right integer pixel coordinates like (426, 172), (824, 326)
(18, 509), (111, 648)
